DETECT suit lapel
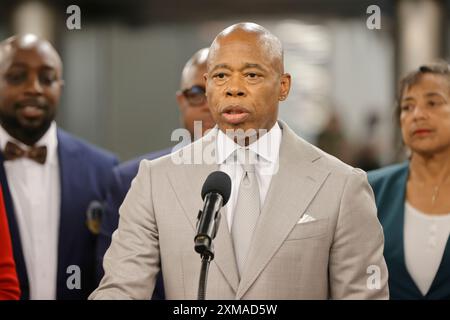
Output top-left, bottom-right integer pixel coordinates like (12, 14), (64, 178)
(212, 206), (240, 292)
(427, 234), (450, 298)
(56, 129), (80, 295)
(166, 132), (240, 293)
(167, 163), (216, 232)
(0, 154), (29, 299)
(381, 165), (426, 297)
(236, 122), (330, 299)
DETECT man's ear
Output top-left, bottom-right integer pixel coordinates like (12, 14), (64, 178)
(203, 73), (210, 98)
(279, 73), (291, 101)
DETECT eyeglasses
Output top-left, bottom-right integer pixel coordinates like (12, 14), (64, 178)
(182, 85), (206, 106)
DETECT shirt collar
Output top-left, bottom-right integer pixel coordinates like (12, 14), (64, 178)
(0, 121), (58, 165)
(216, 122), (282, 164)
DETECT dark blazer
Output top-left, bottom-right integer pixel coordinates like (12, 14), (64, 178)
(368, 162), (450, 299)
(0, 128), (118, 300)
(97, 147), (172, 300)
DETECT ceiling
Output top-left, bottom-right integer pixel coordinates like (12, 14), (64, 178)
(0, 0), (396, 27)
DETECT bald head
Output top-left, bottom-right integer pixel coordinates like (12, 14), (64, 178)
(180, 47), (208, 90)
(208, 22), (284, 74)
(0, 34), (63, 76)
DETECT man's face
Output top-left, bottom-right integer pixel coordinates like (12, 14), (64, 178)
(205, 35), (290, 134)
(177, 64), (215, 138)
(0, 44), (62, 144)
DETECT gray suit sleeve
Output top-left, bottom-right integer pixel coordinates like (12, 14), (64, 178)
(89, 160), (160, 299)
(329, 168), (389, 299)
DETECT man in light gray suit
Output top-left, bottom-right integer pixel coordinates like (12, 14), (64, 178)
(90, 22), (389, 300)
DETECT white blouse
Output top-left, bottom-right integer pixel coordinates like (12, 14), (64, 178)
(404, 201), (450, 296)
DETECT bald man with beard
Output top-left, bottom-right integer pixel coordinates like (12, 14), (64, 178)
(0, 34), (118, 299)
(90, 23), (389, 300)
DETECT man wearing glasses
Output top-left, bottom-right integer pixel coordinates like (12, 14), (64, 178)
(96, 48), (214, 299)
(176, 48), (215, 138)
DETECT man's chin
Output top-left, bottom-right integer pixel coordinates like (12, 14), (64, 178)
(219, 122), (252, 132)
(19, 119), (47, 131)
(18, 119), (52, 139)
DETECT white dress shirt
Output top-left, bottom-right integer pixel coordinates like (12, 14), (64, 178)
(404, 201), (450, 296)
(0, 122), (60, 300)
(216, 122), (282, 231)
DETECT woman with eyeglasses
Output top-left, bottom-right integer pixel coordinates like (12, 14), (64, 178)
(0, 185), (20, 300)
(368, 62), (450, 299)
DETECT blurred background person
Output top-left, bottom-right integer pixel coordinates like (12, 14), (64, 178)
(176, 48), (215, 138)
(316, 112), (351, 164)
(96, 47), (214, 299)
(368, 62), (450, 299)
(352, 112), (382, 171)
(0, 34), (118, 299)
(0, 185), (20, 300)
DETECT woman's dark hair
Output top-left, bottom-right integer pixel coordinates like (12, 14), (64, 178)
(396, 61), (450, 120)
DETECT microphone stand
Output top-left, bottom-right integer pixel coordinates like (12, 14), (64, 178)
(195, 219), (217, 300)
(194, 194), (222, 300)
(198, 251), (213, 300)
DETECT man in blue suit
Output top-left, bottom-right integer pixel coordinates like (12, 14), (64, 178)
(0, 34), (118, 299)
(96, 48), (215, 299)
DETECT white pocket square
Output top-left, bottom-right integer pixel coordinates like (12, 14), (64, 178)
(297, 214), (316, 224)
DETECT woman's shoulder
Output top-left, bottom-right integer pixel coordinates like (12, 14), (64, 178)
(367, 161), (409, 186)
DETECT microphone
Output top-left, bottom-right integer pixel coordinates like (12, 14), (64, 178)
(194, 171), (231, 259)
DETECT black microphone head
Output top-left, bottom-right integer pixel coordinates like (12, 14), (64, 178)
(201, 171), (232, 205)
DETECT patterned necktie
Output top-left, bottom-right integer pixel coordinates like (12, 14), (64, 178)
(232, 149), (261, 276)
(3, 141), (47, 164)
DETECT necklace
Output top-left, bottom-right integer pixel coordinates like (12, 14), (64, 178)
(412, 179), (445, 206)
